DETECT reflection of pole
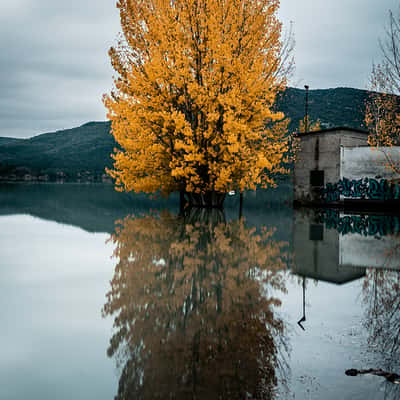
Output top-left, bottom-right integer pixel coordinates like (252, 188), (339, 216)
(239, 192), (243, 219)
(179, 189), (186, 215)
(304, 85), (309, 134)
(297, 276), (306, 331)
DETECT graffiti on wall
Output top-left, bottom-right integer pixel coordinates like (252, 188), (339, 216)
(317, 209), (400, 237)
(323, 177), (400, 202)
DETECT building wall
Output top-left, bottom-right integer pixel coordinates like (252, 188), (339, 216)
(294, 129), (368, 203)
(341, 146), (400, 181)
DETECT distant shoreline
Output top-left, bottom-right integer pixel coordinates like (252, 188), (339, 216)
(0, 180), (113, 185)
(0, 172), (113, 184)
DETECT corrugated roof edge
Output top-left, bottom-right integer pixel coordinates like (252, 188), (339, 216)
(295, 126), (369, 137)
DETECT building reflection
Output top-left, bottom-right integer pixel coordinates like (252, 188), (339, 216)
(103, 210), (291, 400)
(293, 209), (367, 285)
(293, 209), (400, 338)
(293, 210), (400, 283)
(293, 209), (400, 397)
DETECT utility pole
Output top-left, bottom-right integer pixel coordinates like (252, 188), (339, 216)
(304, 85), (309, 134)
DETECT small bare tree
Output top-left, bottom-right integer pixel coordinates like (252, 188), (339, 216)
(366, 10), (400, 148)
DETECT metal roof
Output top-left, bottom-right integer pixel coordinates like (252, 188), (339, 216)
(295, 126), (369, 138)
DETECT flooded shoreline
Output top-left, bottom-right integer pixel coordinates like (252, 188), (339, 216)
(0, 184), (399, 399)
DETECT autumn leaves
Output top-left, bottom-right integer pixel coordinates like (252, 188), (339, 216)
(104, 0), (291, 203)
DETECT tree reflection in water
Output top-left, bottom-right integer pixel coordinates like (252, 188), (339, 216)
(362, 268), (400, 399)
(102, 210), (290, 400)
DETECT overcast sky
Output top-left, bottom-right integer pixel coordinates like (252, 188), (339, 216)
(1, 0), (399, 138)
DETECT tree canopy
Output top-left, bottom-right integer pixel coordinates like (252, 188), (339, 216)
(104, 0), (292, 200)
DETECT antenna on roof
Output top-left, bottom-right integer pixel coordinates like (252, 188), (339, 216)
(304, 85), (309, 134)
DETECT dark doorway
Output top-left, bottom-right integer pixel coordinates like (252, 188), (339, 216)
(310, 170), (324, 187)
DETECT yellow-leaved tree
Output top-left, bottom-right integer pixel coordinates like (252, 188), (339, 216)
(104, 0), (293, 206)
(297, 116), (321, 134)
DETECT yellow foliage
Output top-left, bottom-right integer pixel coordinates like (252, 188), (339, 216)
(365, 66), (400, 174)
(366, 66), (400, 147)
(297, 116), (321, 134)
(104, 0), (291, 195)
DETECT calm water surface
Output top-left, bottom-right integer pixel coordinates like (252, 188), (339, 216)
(0, 183), (399, 399)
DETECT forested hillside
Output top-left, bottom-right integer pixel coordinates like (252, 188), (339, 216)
(0, 87), (370, 181)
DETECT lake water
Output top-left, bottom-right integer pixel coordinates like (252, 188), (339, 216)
(0, 183), (399, 399)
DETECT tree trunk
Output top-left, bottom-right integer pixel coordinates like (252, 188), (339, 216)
(185, 191), (226, 208)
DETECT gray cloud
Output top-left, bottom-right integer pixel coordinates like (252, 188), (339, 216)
(0, 0), (119, 138)
(279, 0), (400, 89)
(0, 0), (399, 137)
